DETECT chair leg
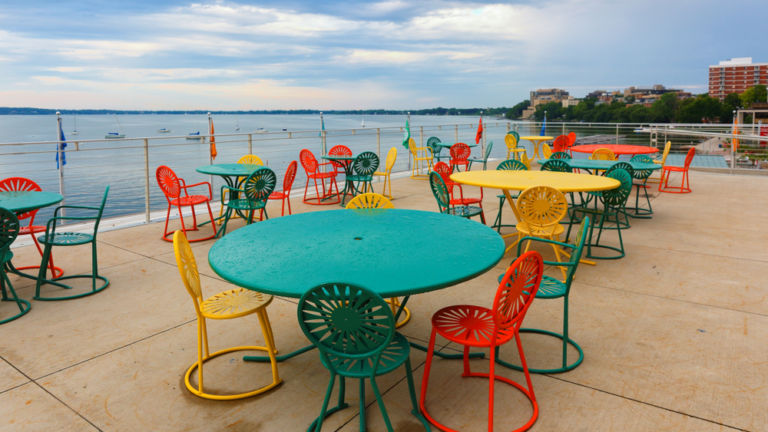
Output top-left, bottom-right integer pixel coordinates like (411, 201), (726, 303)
(418, 328), (438, 422)
(370, 377), (394, 432)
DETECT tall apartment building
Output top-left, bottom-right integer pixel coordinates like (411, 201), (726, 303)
(709, 57), (768, 100)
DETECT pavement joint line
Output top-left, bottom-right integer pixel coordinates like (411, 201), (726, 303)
(34, 318), (196, 382)
(582, 280), (768, 319)
(0, 356), (104, 431)
(543, 374), (749, 432)
(623, 242), (768, 264)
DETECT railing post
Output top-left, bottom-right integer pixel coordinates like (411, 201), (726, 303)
(376, 128), (381, 161)
(144, 138), (150, 224)
(248, 133), (253, 154)
(562, 122), (566, 135)
(615, 123), (619, 143)
(454, 124), (458, 142)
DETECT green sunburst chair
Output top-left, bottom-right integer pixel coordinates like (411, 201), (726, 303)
(0, 208), (30, 323)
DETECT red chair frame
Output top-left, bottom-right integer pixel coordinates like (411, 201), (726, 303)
(433, 162), (485, 222)
(327, 145), (352, 176)
(659, 147), (695, 193)
(156, 166), (217, 242)
(449, 143), (471, 172)
(552, 135), (569, 153)
(299, 149), (340, 205)
(0, 177), (62, 278)
(420, 251), (544, 432)
(268, 160), (297, 216)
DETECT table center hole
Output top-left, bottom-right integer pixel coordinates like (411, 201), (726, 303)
(354, 236), (363, 241)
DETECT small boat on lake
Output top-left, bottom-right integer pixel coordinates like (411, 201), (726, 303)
(186, 131), (203, 141)
(105, 132), (125, 139)
(157, 128), (171, 134)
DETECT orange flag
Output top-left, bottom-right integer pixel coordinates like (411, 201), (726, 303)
(475, 117), (483, 144)
(209, 115), (217, 160)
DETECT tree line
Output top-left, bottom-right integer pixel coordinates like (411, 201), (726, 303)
(508, 85), (767, 124)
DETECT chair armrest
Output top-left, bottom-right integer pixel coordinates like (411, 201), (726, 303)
(182, 181), (213, 199)
(515, 235), (577, 267)
(53, 205), (102, 218)
(44, 215), (100, 237)
(220, 185), (245, 199)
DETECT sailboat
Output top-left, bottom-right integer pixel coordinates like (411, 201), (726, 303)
(234, 119), (240, 132)
(105, 115), (125, 139)
(71, 114), (79, 136)
(361, 115), (366, 128)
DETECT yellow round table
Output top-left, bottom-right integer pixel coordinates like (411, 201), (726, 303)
(520, 135), (554, 159)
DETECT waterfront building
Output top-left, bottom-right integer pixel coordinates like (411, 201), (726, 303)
(709, 57), (768, 100)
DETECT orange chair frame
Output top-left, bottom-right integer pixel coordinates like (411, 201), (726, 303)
(449, 143), (471, 172)
(299, 149), (340, 205)
(156, 166), (217, 242)
(659, 147), (695, 193)
(268, 160), (298, 216)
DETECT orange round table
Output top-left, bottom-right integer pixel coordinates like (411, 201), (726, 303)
(570, 144), (658, 156)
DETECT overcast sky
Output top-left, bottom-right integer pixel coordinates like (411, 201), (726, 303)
(0, 0), (765, 110)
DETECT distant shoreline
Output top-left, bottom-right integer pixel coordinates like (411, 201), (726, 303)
(0, 107), (507, 116)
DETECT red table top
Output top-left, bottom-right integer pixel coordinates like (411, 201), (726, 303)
(570, 144), (658, 155)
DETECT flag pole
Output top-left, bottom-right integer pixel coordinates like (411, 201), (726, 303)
(207, 112), (214, 186)
(480, 110), (485, 157)
(407, 111), (411, 172)
(56, 112), (66, 217)
(320, 111), (326, 156)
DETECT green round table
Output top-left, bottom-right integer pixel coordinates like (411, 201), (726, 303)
(209, 208), (504, 298)
(196, 163), (263, 188)
(537, 159), (661, 174)
(0, 191), (63, 214)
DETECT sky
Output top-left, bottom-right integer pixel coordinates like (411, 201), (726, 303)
(0, 0), (765, 110)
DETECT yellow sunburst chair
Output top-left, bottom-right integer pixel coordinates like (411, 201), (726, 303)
(409, 138), (433, 179)
(504, 133), (527, 161)
(173, 230), (281, 400)
(647, 141), (671, 184)
(373, 147), (397, 198)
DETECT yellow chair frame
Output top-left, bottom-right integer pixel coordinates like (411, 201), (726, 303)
(373, 147), (397, 198)
(542, 143), (552, 159)
(505, 134), (527, 161)
(173, 230), (281, 400)
(647, 141), (671, 184)
(409, 138), (433, 179)
(343, 195), (411, 328)
(589, 148), (617, 161)
(506, 186), (569, 279)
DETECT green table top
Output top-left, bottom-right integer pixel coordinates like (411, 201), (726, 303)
(0, 191), (63, 213)
(196, 163), (263, 177)
(322, 155), (355, 161)
(537, 159), (661, 171)
(208, 209), (504, 298)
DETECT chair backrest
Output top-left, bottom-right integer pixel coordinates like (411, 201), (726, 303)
(553, 135), (569, 152)
(92, 186), (110, 234)
(408, 138), (419, 157)
(520, 152), (531, 169)
(383, 147), (397, 172)
(497, 159), (528, 171)
(493, 251), (543, 335)
(298, 283), (394, 362)
(156, 165), (181, 199)
(345, 193), (394, 209)
(173, 230), (204, 312)
(352, 151), (379, 176)
(542, 143), (552, 159)
(432, 162), (453, 184)
(590, 148), (616, 161)
(683, 147), (696, 169)
(237, 154), (264, 165)
(508, 131), (520, 142)
(282, 160), (298, 193)
(426, 136), (442, 147)
(242, 168), (277, 202)
(299, 149), (319, 174)
(540, 159), (572, 173)
(0, 177), (42, 222)
(426, 137), (442, 156)
(328, 145), (352, 170)
(450, 143), (471, 162)
(562, 216), (590, 292)
(629, 154), (654, 180)
(659, 141), (672, 166)
(567, 132), (577, 146)
(504, 134), (518, 150)
(482, 141), (494, 161)
(602, 168), (632, 208)
(516, 186), (568, 230)
(550, 151), (571, 160)
(0, 207), (20, 252)
(605, 161), (634, 178)
(429, 171), (451, 213)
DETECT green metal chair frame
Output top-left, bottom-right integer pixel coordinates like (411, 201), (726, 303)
(496, 216), (590, 373)
(467, 141), (493, 170)
(220, 167), (276, 236)
(0, 208), (30, 324)
(429, 171), (484, 223)
(603, 162), (634, 229)
(541, 159), (582, 220)
(426, 136), (445, 162)
(627, 154), (654, 218)
(492, 159), (527, 233)
(297, 283), (429, 432)
(35, 186), (110, 301)
(567, 168), (632, 260)
(550, 151), (572, 160)
(347, 151), (379, 196)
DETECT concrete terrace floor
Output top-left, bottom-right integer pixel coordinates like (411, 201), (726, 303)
(1, 164), (767, 432)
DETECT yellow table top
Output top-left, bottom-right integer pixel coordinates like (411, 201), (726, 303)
(520, 136), (554, 141)
(450, 170), (620, 192)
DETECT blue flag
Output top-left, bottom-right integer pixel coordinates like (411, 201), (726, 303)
(540, 112), (546, 136)
(56, 117), (67, 168)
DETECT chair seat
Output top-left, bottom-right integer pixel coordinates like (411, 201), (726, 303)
(321, 332), (410, 378)
(226, 198), (267, 211)
(449, 206), (483, 218)
(346, 174), (373, 182)
(516, 221), (565, 238)
(38, 232), (94, 246)
(662, 165), (686, 172)
(170, 195), (210, 207)
(268, 191), (287, 199)
(432, 305), (515, 347)
(201, 288), (272, 319)
(309, 172), (337, 180)
(496, 273), (565, 300)
(20, 225), (46, 235)
(450, 197), (481, 206)
(372, 171), (386, 176)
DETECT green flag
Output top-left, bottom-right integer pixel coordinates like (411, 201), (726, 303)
(402, 119), (410, 149)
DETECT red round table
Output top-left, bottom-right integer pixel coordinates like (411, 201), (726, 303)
(570, 144), (658, 156)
